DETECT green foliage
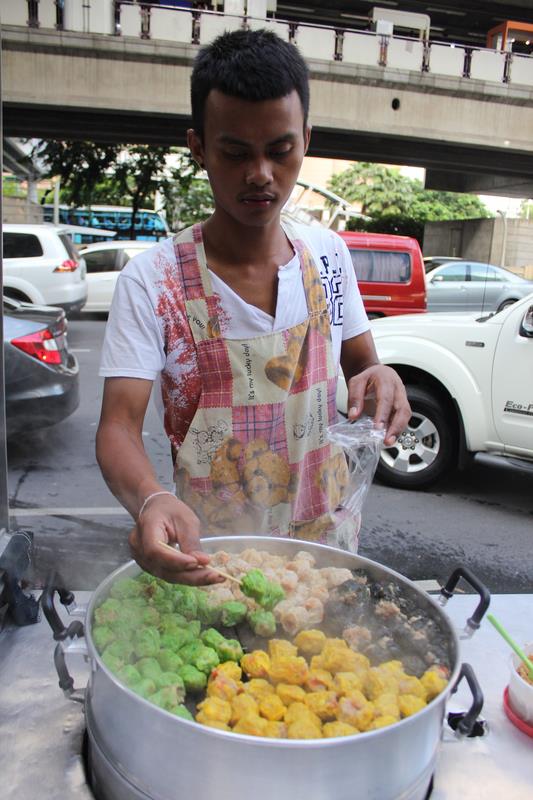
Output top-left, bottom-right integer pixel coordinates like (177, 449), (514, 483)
(33, 140), (209, 237)
(329, 162), (492, 243)
(2, 176), (26, 198)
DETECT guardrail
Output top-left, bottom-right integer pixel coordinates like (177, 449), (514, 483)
(2, 0), (533, 89)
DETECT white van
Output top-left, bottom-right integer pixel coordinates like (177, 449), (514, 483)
(3, 224), (88, 312)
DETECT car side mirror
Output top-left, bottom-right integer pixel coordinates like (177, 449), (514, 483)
(519, 305), (533, 338)
(431, 275), (444, 283)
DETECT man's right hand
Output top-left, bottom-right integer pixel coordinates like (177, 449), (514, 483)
(128, 493), (224, 586)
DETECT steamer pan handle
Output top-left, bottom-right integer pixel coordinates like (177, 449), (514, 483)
(41, 570), (82, 641)
(448, 663), (484, 739)
(439, 566), (490, 637)
(54, 635), (87, 704)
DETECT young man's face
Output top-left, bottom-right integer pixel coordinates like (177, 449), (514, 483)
(188, 89), (311, 229)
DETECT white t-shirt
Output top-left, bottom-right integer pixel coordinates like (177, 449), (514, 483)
(100, 223), (370, 406)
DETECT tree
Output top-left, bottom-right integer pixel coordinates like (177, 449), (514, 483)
(328, 162), (492, 242)
(33, 141), (207, 238)
(33, 140), (119, 209)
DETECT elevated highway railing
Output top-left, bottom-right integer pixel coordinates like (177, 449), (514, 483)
(2, 0), (533, 89)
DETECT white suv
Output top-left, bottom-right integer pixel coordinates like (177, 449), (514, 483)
(3, 224), (88, 312)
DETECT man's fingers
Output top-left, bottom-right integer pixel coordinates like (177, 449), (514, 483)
(383, 401), (412, 446)
(347, 377), (367, 419)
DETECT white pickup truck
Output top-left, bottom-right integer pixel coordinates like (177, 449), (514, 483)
(339, 293), (533, 489)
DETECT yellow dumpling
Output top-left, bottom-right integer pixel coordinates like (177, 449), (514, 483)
(196, 696), (232, 725)
(304, 690), (338, 721)
(294, 629), (327, 656)
(398, 675), (428, 701)
(258, 693), (287, 722)
(304, 669), (334, 692)
(269, 656), (309, 686)
(323, 721), (359, 738)
(334, 672), (363, 696)
(287, 719), (322, 739)
(373, 692), (400, 721)
(363, 668), (388, 701)
(321, 646), (362, 675)
(399, 694), (427, 718)
(368, 714), (398, 731)
(264, 720), (288, 739)
(197, 719), (231, 732)
(276, 683), (307, 705)
(206, 674), (242, 702)
(268, 639), (298, 660)
(214, 661), (242, 682)
(337, 692), (374, 731)
(243, 678), (275, 701)
(230, 693), (259, 725)
(232, 712), (269, 737)
(284, 702), (321, 728)
(241, 650), (271, 679)
(420, 668), (448, 701)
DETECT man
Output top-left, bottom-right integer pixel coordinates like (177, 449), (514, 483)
(96, 29), (410, 585)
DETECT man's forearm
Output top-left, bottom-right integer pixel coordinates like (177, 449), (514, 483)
(96, 421), (165, 519)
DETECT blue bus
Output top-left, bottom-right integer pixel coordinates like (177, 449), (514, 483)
(42, 204), (169, 244)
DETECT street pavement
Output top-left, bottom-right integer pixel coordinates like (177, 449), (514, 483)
(6, 318), (533, 593)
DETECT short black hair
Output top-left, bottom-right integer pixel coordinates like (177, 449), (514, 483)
(190, 28), (310, 138)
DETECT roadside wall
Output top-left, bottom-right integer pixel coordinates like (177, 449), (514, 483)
(2, 197), (43, 224)
(423, 217), (533, 278)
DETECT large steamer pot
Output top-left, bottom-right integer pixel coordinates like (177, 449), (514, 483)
(46, 537), (487, 800)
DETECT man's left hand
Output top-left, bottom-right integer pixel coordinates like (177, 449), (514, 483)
(347, 364), (411, 447)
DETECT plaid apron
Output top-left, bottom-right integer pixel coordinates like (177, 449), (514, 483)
(169, 223), (352, 542)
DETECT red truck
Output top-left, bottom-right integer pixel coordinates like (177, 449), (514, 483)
(338, 231), (426, 318)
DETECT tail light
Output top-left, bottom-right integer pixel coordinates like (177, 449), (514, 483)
(54, 259), (79, 272)
(11, 328), (62, 365)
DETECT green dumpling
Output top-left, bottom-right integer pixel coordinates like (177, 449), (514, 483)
(248, 610), (277, 638)
(94, 598), (121, 626)
(117, 664), (142, 688)
(197, 592), (222, 626)
(101, 651), (124, 674)
(219, 601), (248, 627)
(159, 613), (188, 633)
(132, 677), (157, 699)
(195, 646), (220, 675)
(109, 577), (143, 600)
(174, 588), (198, 620)
(260, 582), (285, 611)
(161, 627), (194, 653)
(104, 638), (134, 663)
(179, 641), (206, 665)
(179, 664), (208, 693)
(172, 704), (194, 721)
(92, 625), (115, 652)
(216, 638), (244, 663)
(158, 649), (184, 673)
(187, 620), (202, 637)
(136, 657), (162, 680)
(201, 628), (226, 650)
(141, 606), (161, 627)
(151, 686), (181, 711)
(133, 627), (160, 659)
(240, 569), (269, 603)
(156, 672), (185, 700)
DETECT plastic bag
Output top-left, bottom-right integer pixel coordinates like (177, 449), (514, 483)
(325, 417), (385, 553)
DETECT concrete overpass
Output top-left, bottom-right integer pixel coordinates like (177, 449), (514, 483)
(2, 5), (533, 197)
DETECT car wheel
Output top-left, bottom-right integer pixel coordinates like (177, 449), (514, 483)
(376, 386), (456, 489)
(4, 288), (32, 304)
(497, 298), (517, 312)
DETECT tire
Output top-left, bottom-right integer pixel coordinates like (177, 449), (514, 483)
(497, 298), (517, 312)
(376, 385), (456, 490)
